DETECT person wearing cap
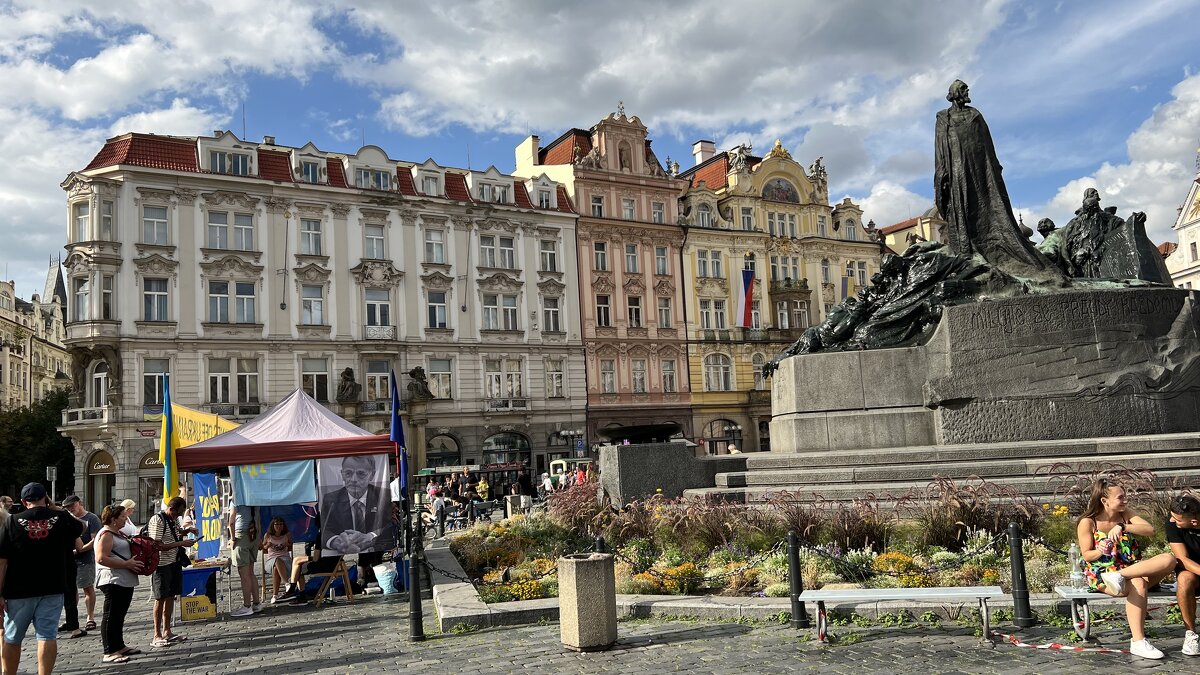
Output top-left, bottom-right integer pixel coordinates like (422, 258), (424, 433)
(117, 499), (139, 537)
(0, 482), (86, 675)
(61, 496), (102, 636)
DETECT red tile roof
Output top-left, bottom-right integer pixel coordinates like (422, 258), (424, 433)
(1158, 241), (1178, 258)
(880, 217), (919, 236)
(395, 168), (417, 196)
(256, 149), (293, 182)
(326, 158), (347, 188)
(444, 173), (472, 202)
(539, 129), (592, 165)
(84, 133), (198, 172)
(681, 153), (728, 190)
(555, 185), (575, 213)
(514, 182), (533, 208)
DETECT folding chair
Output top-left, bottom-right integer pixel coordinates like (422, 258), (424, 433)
(310, 558), (355, 608)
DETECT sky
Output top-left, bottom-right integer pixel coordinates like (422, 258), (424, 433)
(2, 0), (1199, 301)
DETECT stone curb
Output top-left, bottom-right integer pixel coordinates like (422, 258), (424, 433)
(425, 541), (1181, 632)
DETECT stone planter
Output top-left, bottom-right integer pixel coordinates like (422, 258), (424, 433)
(558, 553), (617, 651)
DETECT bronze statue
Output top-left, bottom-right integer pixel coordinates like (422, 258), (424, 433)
(407, 366), (434, 400)
(335, 367), (361, 402)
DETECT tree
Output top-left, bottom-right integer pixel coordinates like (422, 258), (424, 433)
(0, 389), (75, 498)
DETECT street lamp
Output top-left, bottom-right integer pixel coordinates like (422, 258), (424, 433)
(723, 424), (743, 453)
(558, 428), (585, 457)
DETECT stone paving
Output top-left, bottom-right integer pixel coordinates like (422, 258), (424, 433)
(14, 587), (1199, 674)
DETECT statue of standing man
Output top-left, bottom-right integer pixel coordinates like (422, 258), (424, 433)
(934, 80), (1064, 283)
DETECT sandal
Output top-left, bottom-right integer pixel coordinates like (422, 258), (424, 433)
(85, 620), (97, 630)
(165, 633), (187, 642)
(69, 629), (87, 639)
(151, 638), (171, 648)
(102, 654), (130, 664)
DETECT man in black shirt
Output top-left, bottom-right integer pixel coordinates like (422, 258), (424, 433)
(0, 483), (85, 675)
(1168, 495), (1200, 657)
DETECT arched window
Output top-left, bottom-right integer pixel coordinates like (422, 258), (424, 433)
(846, 219), (857, 241)
(703, 354), (732, 392)
(618, 141), (632, 171)
(698, 203), (712, 227)
(704, 418), (741, 455)
(427, 434), (461, 469)
(89, 362), (108, 408)
(751, 353), (767, 391)
(481, 432), (531, 466)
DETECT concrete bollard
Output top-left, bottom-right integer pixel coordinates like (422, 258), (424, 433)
(505, 494), (523, 519)
(558, 553), (617, 651)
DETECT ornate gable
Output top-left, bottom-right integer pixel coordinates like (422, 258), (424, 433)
(200, 255), (264, 280)
(421, 269), (455, 291)
(478, 272), (523, 292)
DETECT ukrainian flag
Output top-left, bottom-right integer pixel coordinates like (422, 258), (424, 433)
(159, 380), (180, 505)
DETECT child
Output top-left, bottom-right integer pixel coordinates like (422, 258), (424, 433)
(260, 517), (293, 603)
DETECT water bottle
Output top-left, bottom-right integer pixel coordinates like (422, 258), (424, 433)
(1068, 543), (1085, 589)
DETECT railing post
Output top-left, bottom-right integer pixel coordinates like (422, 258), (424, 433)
(408, 514), (426, 642)
(787, 530), (810, 628)
(1008, 521), (1035, 628)
(594, 535), (607, 554)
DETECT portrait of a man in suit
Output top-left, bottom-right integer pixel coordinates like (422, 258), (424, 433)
(318, 454), (395, 554)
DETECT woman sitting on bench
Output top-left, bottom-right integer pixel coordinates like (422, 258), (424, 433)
(1077, 478), (1177, 660)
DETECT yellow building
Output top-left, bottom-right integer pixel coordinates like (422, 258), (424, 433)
(879, 207), (945, 251)
(676, 140), (878, 454)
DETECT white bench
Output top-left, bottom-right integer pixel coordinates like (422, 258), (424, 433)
(1053, 585), (1176, 641)
(797, 586), (1005, 644)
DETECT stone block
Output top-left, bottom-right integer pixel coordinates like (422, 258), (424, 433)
(599, 443), (747, 504)
(773, 350), (865, 413)
(860, 347), (926, 408)
(559, 553), (617, 652)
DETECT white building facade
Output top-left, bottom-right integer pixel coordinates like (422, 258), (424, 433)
(1167, 172), (1200, 289)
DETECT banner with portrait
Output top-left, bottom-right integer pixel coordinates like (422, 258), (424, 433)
(316, 454), (395, 555)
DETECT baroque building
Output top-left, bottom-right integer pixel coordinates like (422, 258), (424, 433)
(60, 131), (584, 520)
(515, 108), (694, 445)
(1167, 166), (1200, 290)
(0, 265), (71, 410)
(676, 139), (877, 454)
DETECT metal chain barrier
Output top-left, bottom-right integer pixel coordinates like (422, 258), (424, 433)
(1023, 534), (1069, 557)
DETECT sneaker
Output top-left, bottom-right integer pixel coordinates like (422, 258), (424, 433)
(1100, 570), (1125, 596)
(230, 606), (254, 618)
(277, 586), (298, 601)
(251, 603), (263, 613)
(287, 594), (309, 606)
(1184, 630), (1199, 656)
(1130, 639), (1165, 660)
(269, 595), (277, 605)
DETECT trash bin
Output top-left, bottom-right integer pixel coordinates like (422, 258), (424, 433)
(558, 553), (617, 651)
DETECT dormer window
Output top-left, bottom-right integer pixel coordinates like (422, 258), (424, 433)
(356, 168), (391, 190)
(478, 184), (509, 203)
(210, 150), (251, 176)
(538, 189), (552, 209)
(422, 174), (440, 196)
(301, 161), (320, 184)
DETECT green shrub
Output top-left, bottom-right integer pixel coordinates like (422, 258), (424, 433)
(618, 574), (664, 595)
(620, 538), (659, 573)
(764, 582), (791, 597)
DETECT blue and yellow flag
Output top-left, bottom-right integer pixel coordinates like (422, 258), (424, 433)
(160, 381), (241, 508)
(159, 380), (180, 504)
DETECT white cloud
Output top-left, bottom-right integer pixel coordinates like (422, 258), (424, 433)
(109, 98), (227, 137)
(854, 180), (931, 229)
(1039, 72), (1200, 245)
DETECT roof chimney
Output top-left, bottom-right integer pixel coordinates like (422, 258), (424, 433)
(263, 135), (275, 145)
(692, 140), (715, 166)
(515, 135), (540, 173)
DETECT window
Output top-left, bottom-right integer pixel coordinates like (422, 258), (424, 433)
(425, 230), (445, 264)
(789, 256), (800, 280)
(357, 168), (390, 190)
(700, 299), (713, 329)
(301, 160), (320, 184)
(625, 244), (639, 273)
(600, 359), (616, 393)
(483, 294), (518, 330)
(625, 296), (642, 327)
(697, 251), (709, 278)
(856, 261), (868, 286)
(622, 198), (635, 220)
(537, 189), (552, 209)
(776, 301), (789, 329)
(208, 359), (230, 403)
(652, 201), (665, 224)
(89, 363), (108, 407)
(753, 354), (767, 391)
(846, 219), (858, 240)
(590, 195), (604, 217)
(422, 174), (440, 196)
(427, 291), (448, 328)
(546, 358), (564, 398)
(751, 300), (761, 329)
(142, 206), (168, 245)
(767, 212), (777, 236)
(364, 225), (385, 259)
(301, 285), (324, 325)
(593, 242), (609, 271)
(793, 301), (809, 330)
(237, 358), (259, 406)
(484, 358), (523, 398)
(1191, 242), (1197, 261)
(542, 297), (561, 332)
(539, 240), (558, 272)
(821, 259), (830, 284)
(502, 294), (518, 330)
(482, 294), (498, 330)
(233, 213), (254, 250)
(704, 354), (732, 391)
(143, 359), (170, 405)
(711, 251), (723, 278)
(429, 358), (452, 399)
(300, 219), (322, 255)
(596, 295), (611, 327)
(661, 360), (677, 393)
(301, 358), (328, 402)
(631, 359), (647, 393)
(818, 215), (828, 237)
(100, 201), (114, 240)
(698, 204), (712, 227)
(235, 282), (255, 323)
(697, 250), (723, 278)
(479, 235), (497, 267)
(207, 212), (229, 249)
(366, 289), (390, 326)
(209, 150), (226, 174)
(741, 207), (753, 231)
(143, 278), (168, 321)
(498, 237), (515, 269)
(714, 299), (727, 329)
(655, 246), (669, 275)
(744, 253), (756, 274)
(365, 360), (389, 401)
(657, 297), (672, 328)
(230, 153), (250, 176)
(72, 278), (89, 321)
(208, 281), (230, 323)
(101, 275), (114, 320)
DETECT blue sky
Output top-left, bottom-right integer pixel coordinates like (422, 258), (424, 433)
(1, 0), (1198, 300)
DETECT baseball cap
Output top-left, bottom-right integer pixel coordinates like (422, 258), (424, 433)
(62, 495), (81, 507)
(20, 482), (47, 502)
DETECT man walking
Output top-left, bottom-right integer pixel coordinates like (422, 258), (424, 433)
(0, 483), (85, 675)
(147, 497), (196, 647)
(60, 496), (101, 636)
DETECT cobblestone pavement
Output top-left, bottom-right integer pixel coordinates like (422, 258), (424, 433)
(15, 589), (1199, 674)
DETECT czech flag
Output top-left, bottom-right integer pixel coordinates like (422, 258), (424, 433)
(158, 379), (180, 506)
(736, 268), (755, 328)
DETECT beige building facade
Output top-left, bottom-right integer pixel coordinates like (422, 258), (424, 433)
(1167, 173), (1200, 290)
(0, 268), (71, 411)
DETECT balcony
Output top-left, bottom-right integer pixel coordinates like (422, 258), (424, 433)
(484, 398), (530, 412)
(358, 399), (405, 415)
(200, 402), (268, 419)
(365, 325), (396, 340)
(769, 279), (810, 293)
(700, 329), (733, 341)
(739, 327), (807, 342)
(62, 406), (109, 426)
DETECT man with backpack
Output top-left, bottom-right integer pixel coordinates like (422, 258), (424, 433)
(146, 497), (196, 647)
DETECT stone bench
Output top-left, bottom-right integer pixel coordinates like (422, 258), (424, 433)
(1053, 585), (1176, 641)
(798, 586), (1004, 644)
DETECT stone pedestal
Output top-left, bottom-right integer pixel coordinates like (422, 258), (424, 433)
(505, 494), (522, 519)
(559, 553), (617, 652)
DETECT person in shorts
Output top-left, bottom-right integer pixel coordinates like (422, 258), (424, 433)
(0, 483), (85, 675)
(227, 502), (260, 617)
(148, 497), (196, 646)
(1167, 495), (1200, 657)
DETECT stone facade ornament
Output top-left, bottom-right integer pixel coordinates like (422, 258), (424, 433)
(421, 270), (454, 291)
(766, 139), (792, 161)
(478, 272), (523, 292)
(350, 260), (405, 288)
(201, 190), (260, 210)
